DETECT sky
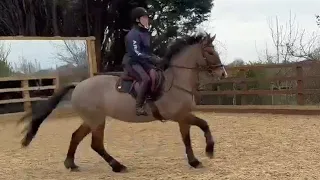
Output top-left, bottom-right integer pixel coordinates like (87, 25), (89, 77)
(204, 0), (320, 63)
(1, 0), (320, 69)
(2, 40), (76, 69)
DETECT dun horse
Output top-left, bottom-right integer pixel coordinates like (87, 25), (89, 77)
(18, 33), (227, 173)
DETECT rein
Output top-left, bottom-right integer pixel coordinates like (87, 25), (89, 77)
(165, 64), (224, 97)
(161, 39), (226, 98)
(164, 57), (225, 97)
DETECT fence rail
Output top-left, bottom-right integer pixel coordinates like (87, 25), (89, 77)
(95, 61), (320, 106)
(2, 61), (320, 116)
(198, 61), (320, 106)
(0, 75), (58, 114)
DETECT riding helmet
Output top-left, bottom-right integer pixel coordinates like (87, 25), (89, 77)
(131, 7), (148, 23)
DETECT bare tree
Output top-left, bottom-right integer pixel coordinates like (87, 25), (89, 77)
(51, 40), (87, 67)
(0, 42), (12, 77)
(0, 0), (39, 35)
(14, 56), (41, 74)
(52, 0), (59, 36)
(265, 11), (320, 63)
(255, 42), (275, 64)
(0, 42), (11, 62)
(255, 12), (320, 104)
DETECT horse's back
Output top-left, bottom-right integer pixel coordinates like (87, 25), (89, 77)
(71, 74), (119, 110)
(71, 74), (158, 125)
(74, 74), (118, 91)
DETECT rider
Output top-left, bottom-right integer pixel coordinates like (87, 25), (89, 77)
(124, 7), (159, 116)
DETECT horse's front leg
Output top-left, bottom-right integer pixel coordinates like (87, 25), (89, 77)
(178, 122), (203, 168)
(184, 113), (215, 158)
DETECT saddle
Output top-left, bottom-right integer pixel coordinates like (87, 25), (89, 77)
(115, 68), (164, 101)
(115, 69), (166, 121)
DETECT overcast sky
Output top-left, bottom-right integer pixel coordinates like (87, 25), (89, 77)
(205, 0), (320, 63)
(1, 0), (320, 69)
(2, 40), (70, 69)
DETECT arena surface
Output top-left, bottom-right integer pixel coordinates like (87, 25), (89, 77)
(0, 112), (320, 180)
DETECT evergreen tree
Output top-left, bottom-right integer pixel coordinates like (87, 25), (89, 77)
(0, 0), (214, 71)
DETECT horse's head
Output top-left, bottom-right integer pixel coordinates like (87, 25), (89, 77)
(162, 32), (227, 81)
(196, 33), (227, 80)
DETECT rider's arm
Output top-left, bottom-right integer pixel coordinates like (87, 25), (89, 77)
(126, 33), (152, 62)
(150, 54), (162, 64)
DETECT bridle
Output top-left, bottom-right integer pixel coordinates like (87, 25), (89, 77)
(164, 44), (226, 97)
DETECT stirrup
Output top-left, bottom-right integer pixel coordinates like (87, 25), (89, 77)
(136, 107), (148, 116)
(146, 95), (152, 100)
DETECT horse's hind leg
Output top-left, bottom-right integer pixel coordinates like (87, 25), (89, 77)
(64, 123), (91, 171)
(91, 121), (127, 173)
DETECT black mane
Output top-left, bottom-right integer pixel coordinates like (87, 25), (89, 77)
(161, 33), (207, 70)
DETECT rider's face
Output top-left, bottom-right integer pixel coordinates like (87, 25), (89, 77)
(139, 15), (149, 28)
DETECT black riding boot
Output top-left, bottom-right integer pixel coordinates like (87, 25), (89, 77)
(136, 82), (148, 116)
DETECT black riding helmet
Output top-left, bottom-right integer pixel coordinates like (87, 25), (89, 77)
(131, 7), (149, 23)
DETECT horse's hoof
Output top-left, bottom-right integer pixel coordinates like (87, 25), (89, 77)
(21, 136), (32, 147)
(70, 166), (80, 172)
(189, 159), (203, 168)
(205, 143), (214, 159)
(64, 158), (79, 172)
(112, 164), (128, 173)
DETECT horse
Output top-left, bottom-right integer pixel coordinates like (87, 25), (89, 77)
(18, 32), (227, 173)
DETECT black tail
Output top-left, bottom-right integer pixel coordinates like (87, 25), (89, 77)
(18, 84), (76, 147)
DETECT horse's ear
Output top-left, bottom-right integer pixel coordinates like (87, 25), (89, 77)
(205, 34), (216, 45)
(200, 35), (207, 45)
(211, 34), (216, 42)
(200, 33), (209, 44)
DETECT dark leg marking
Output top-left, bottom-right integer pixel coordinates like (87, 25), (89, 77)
(91, 122), (127, 173)
(186, 114), (215, 159)
(178, 122), (203, 168)
(64, 123), (91, 171)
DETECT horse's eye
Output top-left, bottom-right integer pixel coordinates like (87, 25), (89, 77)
(207, 51), (214, 55)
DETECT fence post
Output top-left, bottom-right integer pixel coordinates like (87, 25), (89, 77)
(53, 75), (59, 92)
(240, 69), (247, 105)
(217, 85), (221, 105)
(21, 80), (31, 112)
(296, 65), (304, 105)
(87, 39), (98, 77)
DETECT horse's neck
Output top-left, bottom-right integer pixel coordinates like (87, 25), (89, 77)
(163, 45), (198, 93)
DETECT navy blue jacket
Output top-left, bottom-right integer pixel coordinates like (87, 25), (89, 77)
(124, 25), (153, 66)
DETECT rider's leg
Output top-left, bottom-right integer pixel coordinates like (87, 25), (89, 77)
(131, 64), (150, 116)
(124, 64), (141, 81)
(149, 68), (157, 92)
